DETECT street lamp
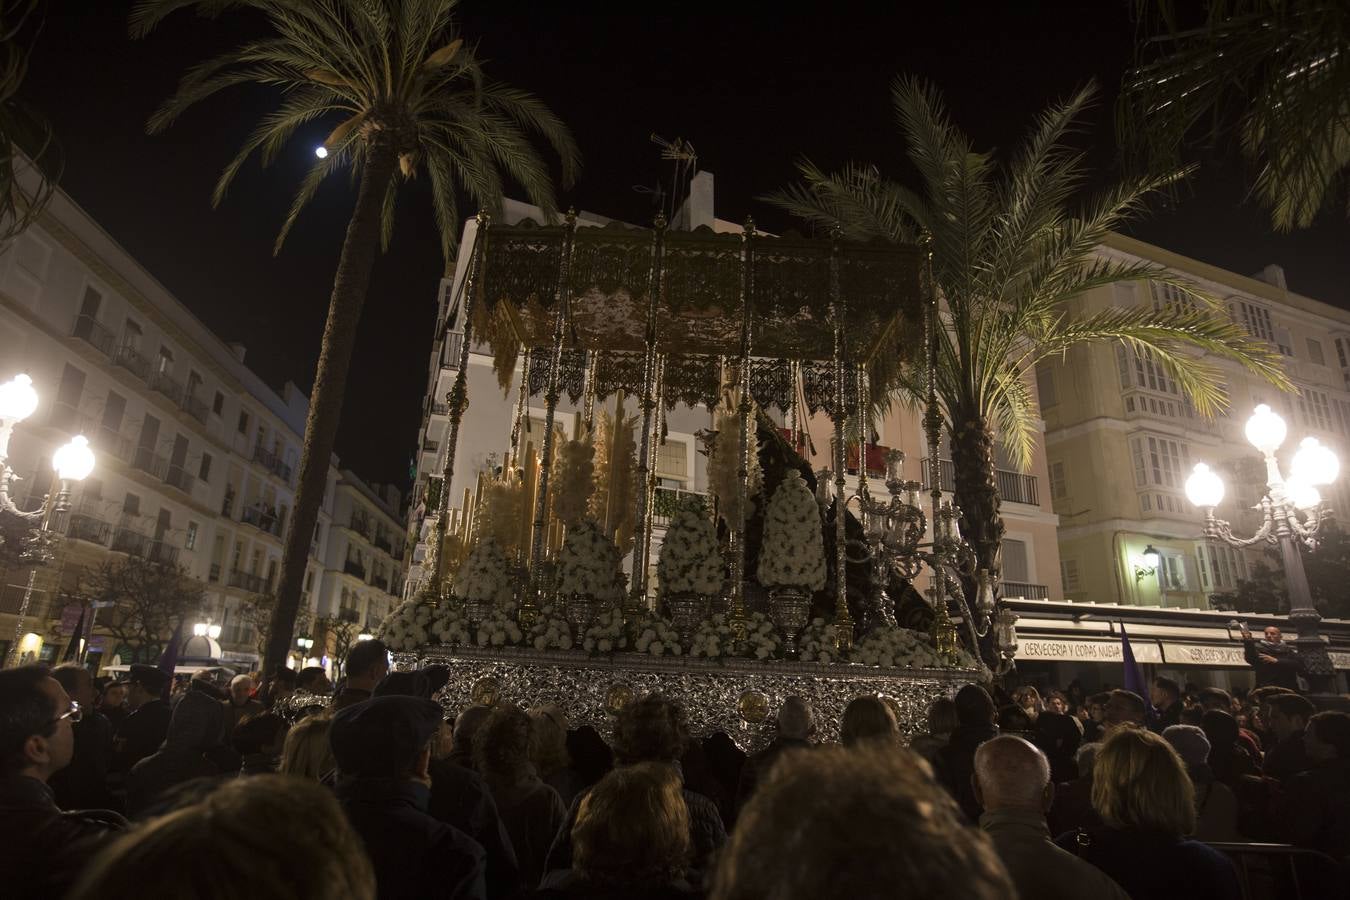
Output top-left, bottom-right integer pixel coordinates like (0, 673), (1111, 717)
(194, 621), (222, 640)
(1184, 404), (1337, 691)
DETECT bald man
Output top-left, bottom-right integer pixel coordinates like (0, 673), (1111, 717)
(973, 735), (1129, 900)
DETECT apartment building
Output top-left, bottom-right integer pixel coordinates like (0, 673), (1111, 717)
(316, 469), (406, 638)
(1040, 233), (1350, 610)
(0, 171), (403, 669)
(406, 174), (1063, 604)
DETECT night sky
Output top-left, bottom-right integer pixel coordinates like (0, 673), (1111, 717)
(21, 1), (1350, 491)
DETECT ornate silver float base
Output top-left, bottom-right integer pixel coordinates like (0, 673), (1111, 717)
(664, 592), (709, 648)
(395, 646), (975, 752)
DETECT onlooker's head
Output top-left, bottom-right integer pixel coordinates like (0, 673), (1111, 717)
(1200, 709), (1240, 753)
(1150, 676), (1180, 709)
(126, 664), (169, 708)
(974, 734), (1052, 813)
(66, 775), (375, 900)
(330, 696), (441, 780)
(711, 745), (1012, 900)
(1085, 692), (1111, 722)
(280, 714), (336, 781)
(612, 694), (689, 765)
(232, 713), (289, 759)
(997, 705), (1034, 734)
(1104, 690), (1147, 731)
(100, 681), (127, 711)
(0, 665), (75, 782)
(1263, 625), (1282, 644)
(229, 674), (254, 706)
(296, 666), (332, 695)
(264, 667), (298, 708)
(954, 684), (997, 728)
(573, 762), (691, 888)
(1266, 694), (1315, 741)
(1012, 685), (1042, 715)
(1091, 727), (1195, 840)
(52, 664), (95, 708)
(926, 697), (959, 737)
(1198, 687), (1233, 714)
(450, 703), (493, 765)
(474, 705), (534, 783)
(840, 695), (898, 747)
(1304, 711), (1350, 762)
(529, 704), (572, 777)
(1162, 725), (1211, 771)
(1075, 741), (1100, 780)
(343, 640), (390, 689)
(1045, 690), (1069, 716)
(777, 696), (816, 741)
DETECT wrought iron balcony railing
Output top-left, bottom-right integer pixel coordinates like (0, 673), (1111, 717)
(252, 445), (293, 484)
(71, 314), (116, 357)
(66, 513), (112, 546)
(114, 344), (152, 381)
(241, 505), (283, 538)
(111, 529), (179, 566)
(920, 458), (1040, 507)
(651, 487), (709, 527)
(228, 569), (269, 594)
(1001, 581), (1050, 600)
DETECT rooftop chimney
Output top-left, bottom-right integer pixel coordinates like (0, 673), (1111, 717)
(1253, 264), (1287, 290)
(228, 342), (247, 363)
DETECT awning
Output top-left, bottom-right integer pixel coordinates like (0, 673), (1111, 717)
(1016, 637), (1162, 664)
(1160, 642), (1248, 668)
(1332, 651), (1350, 671)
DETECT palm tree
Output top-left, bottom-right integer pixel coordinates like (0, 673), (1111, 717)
(134, 0), (580, 676)
(1, 0), (60, 246)
(767, 77), (1291, 620)
(1119, 0), (1350, 231)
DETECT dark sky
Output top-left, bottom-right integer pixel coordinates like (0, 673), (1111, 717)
(22, 1), (1350, 490)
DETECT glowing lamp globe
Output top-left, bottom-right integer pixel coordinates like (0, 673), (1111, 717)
(193, 623), (209, 637)
(0, 374), (39, 422)
(314, 146), (329, 159)
(1292, 436), (1339, 486)
(1244, 404), (1287, 455)
(1141, 544), (1161, 571)
(208, 624), (222, 640)
(1185, 463), (1226, 509)
(52, 435), (95, 481)
(1286, 478), (1322, 510)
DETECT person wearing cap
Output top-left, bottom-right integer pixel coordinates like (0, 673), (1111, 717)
(1163, 725), (1239, 842)
(332, 695), (487, 900)
(111, 664), (171, 776)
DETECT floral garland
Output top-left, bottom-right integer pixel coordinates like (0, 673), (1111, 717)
(757, 469), (826, 590)
(376, 598), (435, 651)
(688, 612), (784, 661)
(798, 617), (841, 664)
(581, 608), (630, 655)
(656, 500), (723, 596)
(556, 520), (624, 604)
(473, 606), (525, 649)
(455, 536), (516, 610)
(850, 625), (975, 669)
(528, 602), (575, 651)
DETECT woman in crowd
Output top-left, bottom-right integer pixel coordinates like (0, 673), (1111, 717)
(839, 695), (899, 748)
(530, 704), (587, 808)
(278, 713), (336, 781)
(909, 697), (958, 765)
(1012, 685), (1043, 723)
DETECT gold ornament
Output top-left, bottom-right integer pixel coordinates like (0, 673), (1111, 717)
(470, 677), (501, 707)
(604, 683), (634, 716)
(738, 689), (771, 724)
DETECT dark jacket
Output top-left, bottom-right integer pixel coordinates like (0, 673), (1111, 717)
(1150, 701), (1183, 734)
(222, 696), (265, 733)
(1279, 758), (1350, 861)
(112, 697), (171, 773)
(1054, 826), (1242, 900)
(1263, 730), (1312, 784)
(981, 808), (1129, 900)
(535, 871), (702, 900)
(0, 774), (127, 897)
(936, 722), (999, 823)
(336, 776), (487, 900)
(126, 688), (238, 818)
(428, 758), (523, 900)
(49, 709), (117, 811)
(332, 686), (373, 712)
(735, 737), (810, 811)
(1244, 638), (1302, 689)
(483, 771), (566, 889)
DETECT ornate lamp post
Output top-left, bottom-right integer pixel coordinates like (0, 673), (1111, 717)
(3, 375), (98, 667)
(1184, 404), (1338, 692)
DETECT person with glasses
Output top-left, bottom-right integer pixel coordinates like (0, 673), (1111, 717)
(0, 665), (126, 896)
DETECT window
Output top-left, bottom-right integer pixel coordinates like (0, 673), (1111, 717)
(1234, 301), (1274, 343)
(1151, 281), (1198, 313)
(1060, 558), (1080, 592)
(52, 364), (86, 431)
(213, 391), (225, 416)
(1275, 327), (1294, 358)
(1049, 461), (1067, 499)
(1296, 388), (1332, 432)
(1160, 551), (1188, 591)
(1116, 346), (1178, 395)
(1308, 339), (1326, 366)
(237, 410), (250, 434)
(123, 319), (143, 351)
(1001, 539), (1030, 583)
(1337, 338), (1350, 368)
(1130, 434), (1190, 489)
(1336, 399), (1350, 437)
(185, 521), (199, 551)
(122, 493), (141, 516)
(157, 346), (174, 374)
(199, 452), (213, 482)
(655, 441), (688, 479)
(1036, 365), (1057, 408)
(101, 391), (126, 433)
(1196, 542), (1245, 591)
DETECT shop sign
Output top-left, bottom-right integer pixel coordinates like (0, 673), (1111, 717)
(1330, 651), (1350, 671)
(1160, 642), (1247, 667)
(1017, 638), (1161, 664)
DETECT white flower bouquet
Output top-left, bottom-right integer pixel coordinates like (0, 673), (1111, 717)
(473, 606), (525, 649)
(376, 598), (435, 651)
(688, 612), (784, 661)
(657, 500), (723, 597)
(431, 603), (471, 646)
(528, 602), (575, 652)
(757, 469), (826, 591)
(455, 536), (516, 610)
(630, 611), (683, 657)
(581, 608), (630, 655)
(798, 617), (841, 664)
(850, 625), (975, 669)
(557, 520), (624, 604)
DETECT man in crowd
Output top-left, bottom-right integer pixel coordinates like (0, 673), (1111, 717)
(1241, 624), (1302, 690)
(736, 696), (814, 811)
(1149, 676), (1183, 733)
(98, 680), (127, 730)
(973, 735), (1129, 900)
(1263, 693), (1315, 783)
(48, 664), (115, 811)
(111, 664), (171, 775)
(331, 694), (486, 899)
(936, 684), (999, 822)
(1080, 692), (1109, 744)
(297, 665), (332, 696)
(1280, 710), (1350, 861)
(1103, 689), (1147, 732)
(222, 673), (263, 732)
(332, 639), (390, 711)
(0, 666), (126, 895)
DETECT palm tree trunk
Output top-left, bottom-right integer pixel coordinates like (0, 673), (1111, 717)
(949, 414), (1004, 581)
(262, 135), (398, 678)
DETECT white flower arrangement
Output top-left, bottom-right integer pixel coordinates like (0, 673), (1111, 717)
(455, 537), (516, 610)
(629, 611), (683, 657)
(556, 519), (624, 604)
(551, 436), (596, 526)
(758, 469), (826, 591)
(528, 602), (575, 652)
(473, 606), (525, 649)
(428, 603), (471, 646)
(377, 598), (435, 651)
(688, 612), (784, 661)
(581, 608), (630, 655)
(798, 617), (841, 664)
(657, 500), (723, 596)
(850, 625), (975, 669)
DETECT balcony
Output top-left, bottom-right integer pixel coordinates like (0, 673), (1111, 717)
(343, 559), (367, 580)
(111, 529), (179, 566)
(66, 513), (112, 546)
(920, 458), (1040, 507)
(71, 314), (116, 357)
(338, 607), (361, 624)
(373, 533), (393, 554)
(347, 516), (372, 539)
(1002, 581), (1050, 600)
(241, 505), (283, 538)
(47, 401), (86, 434)
(252, 444), (293, 484)
(651, 486), (709, 528)
(149, 370), (184, 405)
(181, 393), (209, 424)
(428, 401), (450, 418)
(114, 344), (152, 381)
(92, 426), (134, 465)
(165, 463), (195, 495)
(131, 446), (168, 481)
(228, 570), (271, 594)
(440, 331), (465, 370)
(209, 563), (222, 582)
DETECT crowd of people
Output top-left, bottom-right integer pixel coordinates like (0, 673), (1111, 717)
(2, 642), (1347, 899)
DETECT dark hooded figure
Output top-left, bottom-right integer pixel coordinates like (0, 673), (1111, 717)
(125, 679), (238, 818)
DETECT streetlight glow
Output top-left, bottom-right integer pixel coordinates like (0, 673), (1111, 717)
(314, 146), (329, 159)
(52, 435), (96, 481)
(0, 374), (39, 422)
(1286, 479), (1322, 510)
(1184, 463), (1226, 509)
(1292, 436), (1339, 486)
(1244, 404), (1287, 455)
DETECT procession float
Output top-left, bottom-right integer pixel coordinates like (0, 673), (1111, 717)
(374, 212), (1016, 748)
